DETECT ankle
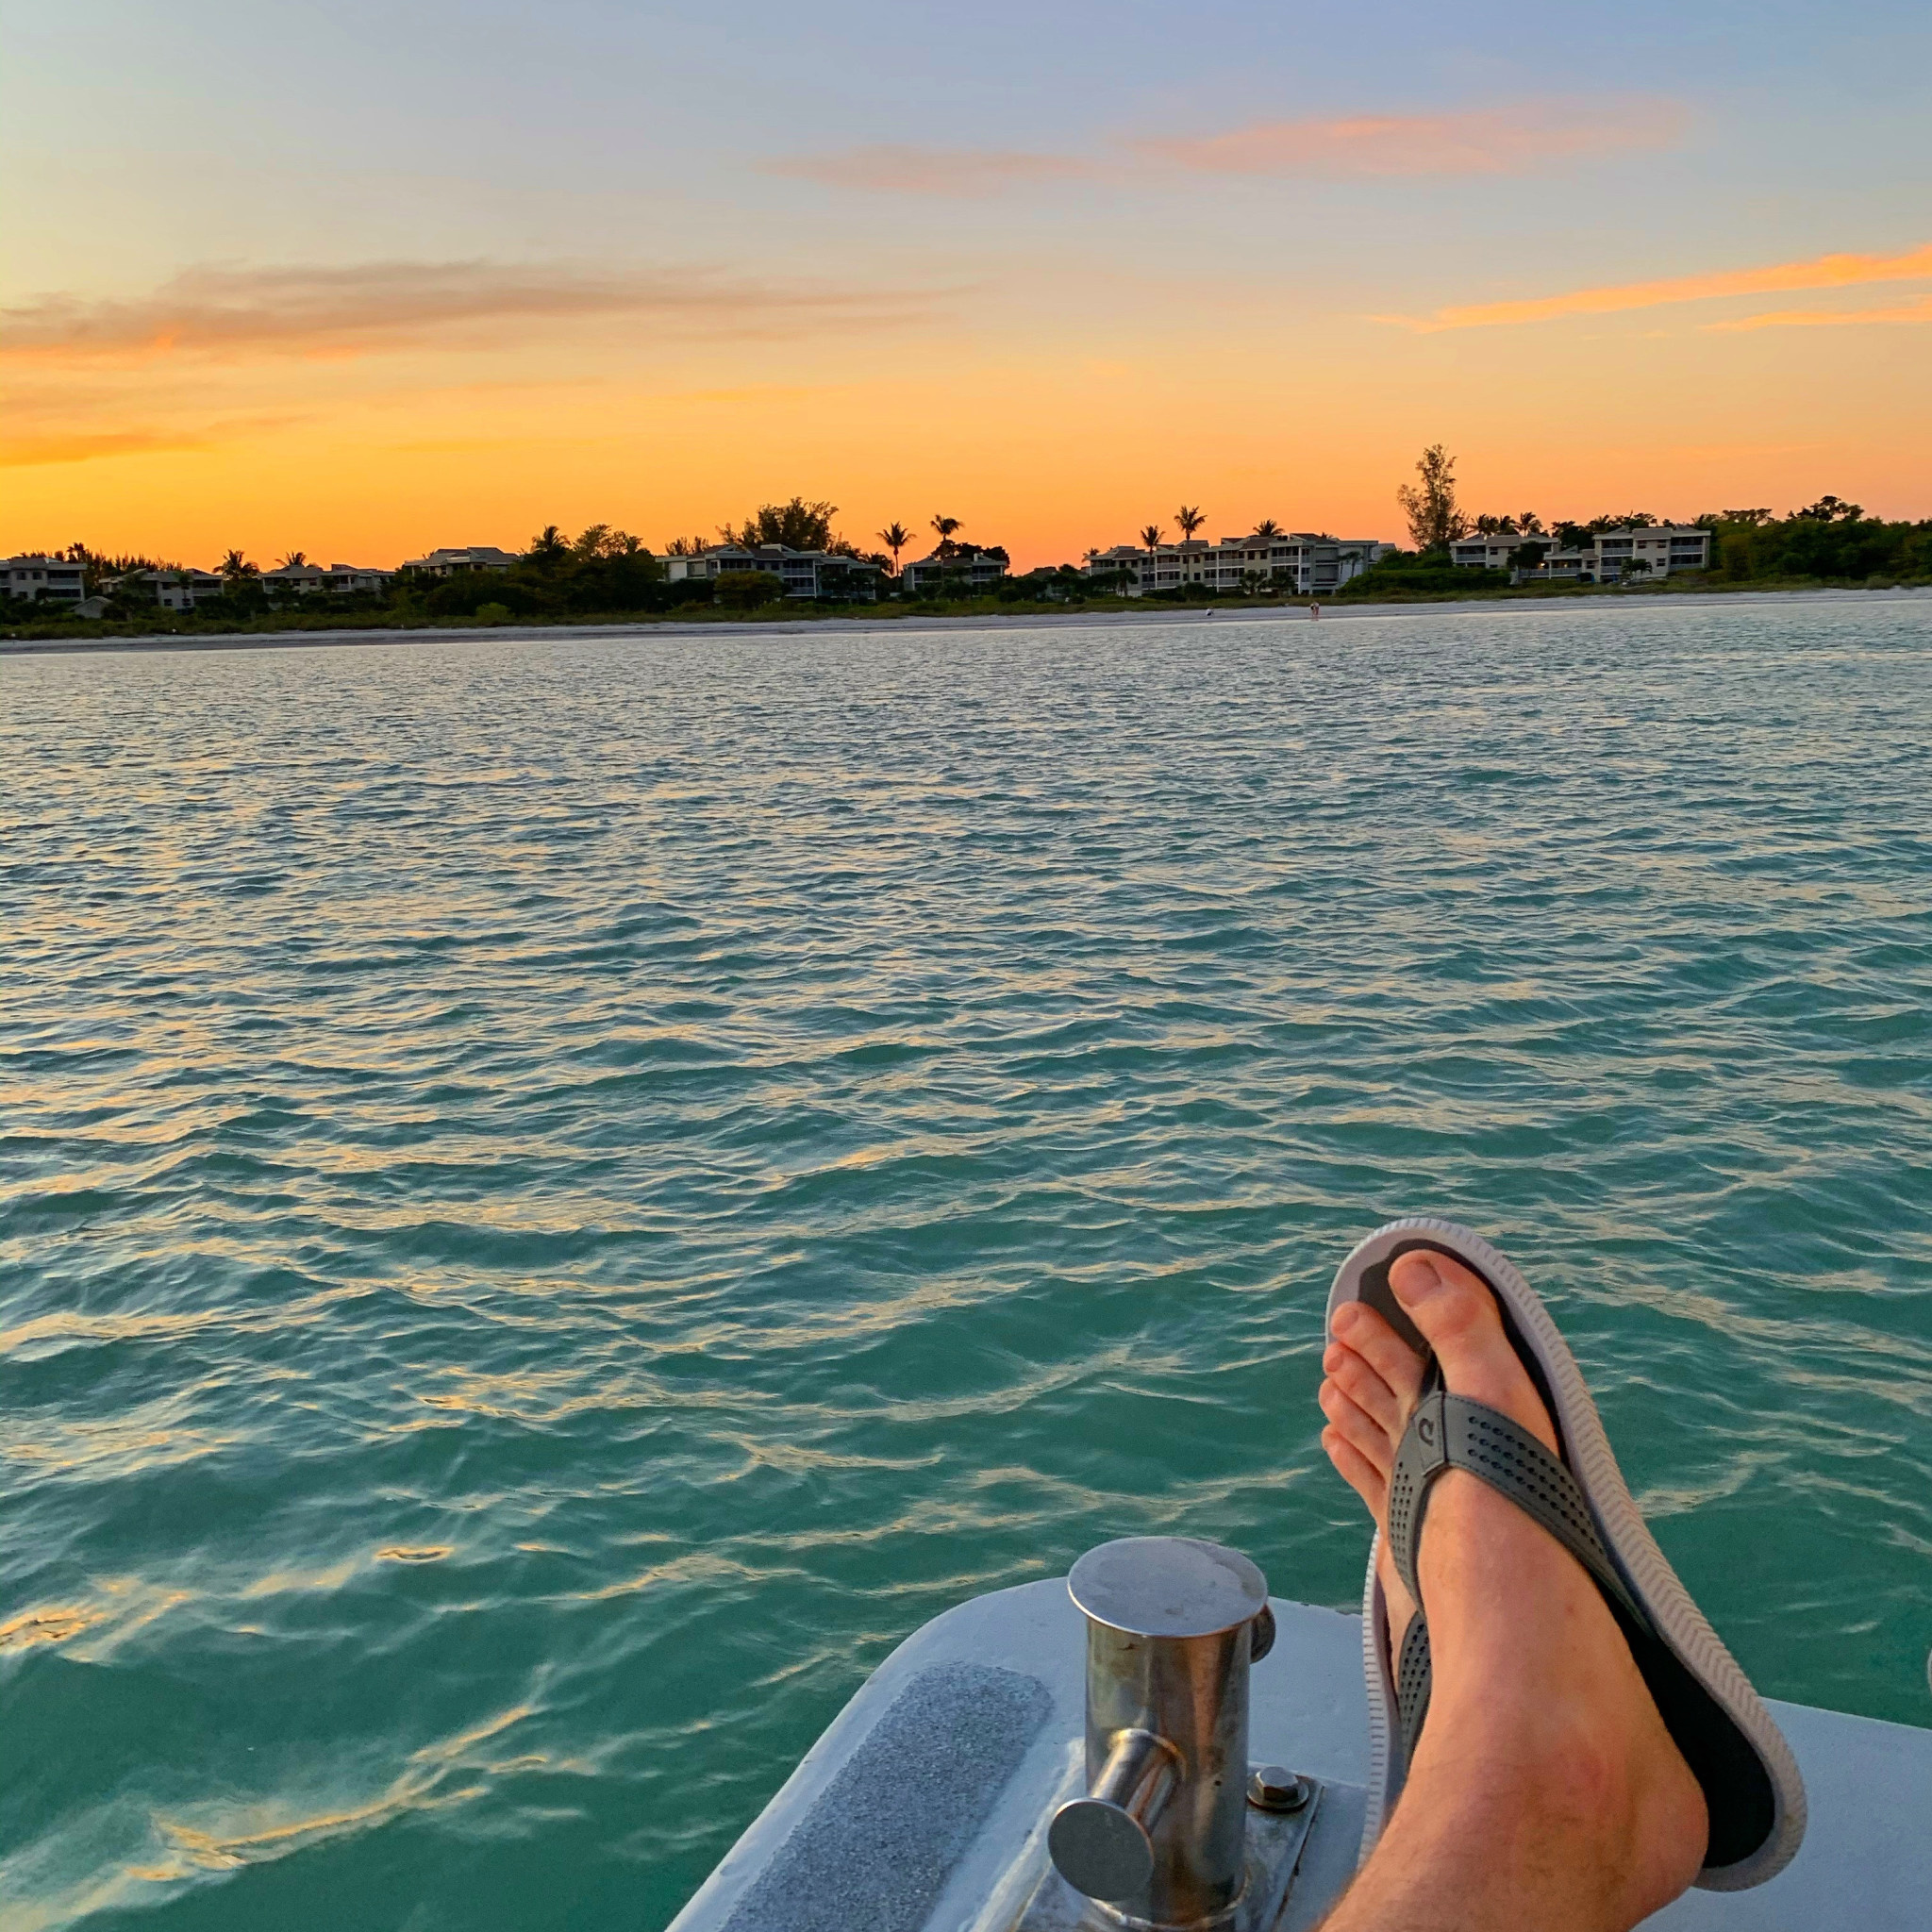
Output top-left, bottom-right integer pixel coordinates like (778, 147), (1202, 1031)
(1406, 1684), (1706, 1925)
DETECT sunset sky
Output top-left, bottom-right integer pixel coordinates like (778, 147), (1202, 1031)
(6, 0), (1930, 569)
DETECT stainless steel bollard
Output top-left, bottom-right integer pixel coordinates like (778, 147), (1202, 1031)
(1048, 1537), (1273, 1927)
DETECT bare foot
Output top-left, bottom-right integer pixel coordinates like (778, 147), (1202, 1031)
(1319, 1248), (1707, 1932)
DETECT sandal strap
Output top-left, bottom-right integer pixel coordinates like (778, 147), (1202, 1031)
(1394, 1611), (1433, 1767)
(1388, 1386), (1645, 1631)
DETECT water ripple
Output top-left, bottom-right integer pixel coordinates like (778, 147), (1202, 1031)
(3, 602), (1930, 1929)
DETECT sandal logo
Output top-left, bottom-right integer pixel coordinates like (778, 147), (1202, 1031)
(1418, 1415), (1437, 1446)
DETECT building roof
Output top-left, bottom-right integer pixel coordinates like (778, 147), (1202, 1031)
(908, 544), (1007, 566)
(400, 545), (521, 567)
(1090, 531), (1355, 559)
(705, 543), (874, 565)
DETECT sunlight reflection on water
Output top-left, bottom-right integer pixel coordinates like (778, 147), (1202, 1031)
(2, 601), (1930, 1929)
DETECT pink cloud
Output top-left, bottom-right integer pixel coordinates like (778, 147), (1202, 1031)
(1138, 99), (1687, 177)
(1403, 241), (1932, 331)
(0, 260), (949, 364)
(1706, 291), (1932, 331)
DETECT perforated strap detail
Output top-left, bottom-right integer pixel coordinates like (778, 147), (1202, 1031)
(1388, 1388), (1646, 1631)
(1394, 1611), (1432, 1768)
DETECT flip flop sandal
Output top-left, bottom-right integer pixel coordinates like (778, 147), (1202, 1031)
(1327, 1216), (1807, 1891)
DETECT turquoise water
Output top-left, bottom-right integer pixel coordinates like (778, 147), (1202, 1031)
(3, 602), (1930, 1931)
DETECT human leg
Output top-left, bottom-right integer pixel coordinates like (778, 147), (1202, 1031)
(1317, 1249), (1707, 1932)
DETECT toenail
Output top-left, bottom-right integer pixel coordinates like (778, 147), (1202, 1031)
(1391, 1253), (1443, 1303)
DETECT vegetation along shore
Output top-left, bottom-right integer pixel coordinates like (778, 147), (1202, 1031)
(6, 447), (1928, 645)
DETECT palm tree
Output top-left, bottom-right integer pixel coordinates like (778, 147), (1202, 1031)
(1254, 518), (1283, 541)
(527, 525), (570, 568)
(878, 522), (911, 575)
(219, 549), (258, 580)
(277, 550), (307, 569)
(1175, 505), (1206, 541)
(1130, 523), (1160, 595)
(930, 513), (961, 559)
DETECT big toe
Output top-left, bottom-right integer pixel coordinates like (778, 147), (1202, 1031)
(1388, 1248), (1557, 1454)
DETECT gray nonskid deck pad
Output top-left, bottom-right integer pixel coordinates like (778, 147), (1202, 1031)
(720, 1662), (1055, 1932)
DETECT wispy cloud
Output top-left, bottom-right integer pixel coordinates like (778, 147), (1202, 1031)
(765, 144), (1094, 195)
(1706, 292), (1932, 331)
(770, 101), (1682, 197)
(1403, 241), (1932, 331)
(1138, 99), (1686, 177)
(0, 259), (949, 364)
(0, 429), (214, 468)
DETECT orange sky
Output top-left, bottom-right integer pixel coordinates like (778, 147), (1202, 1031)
(7, 5), (1931, 568)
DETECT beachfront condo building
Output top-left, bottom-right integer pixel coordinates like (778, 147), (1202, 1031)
(1447, 534), (1538, 572)
(1452, 526), (1712, 581)
(1082, 533), (1390, 595)
(661, 543), (881, 601)
(120, 569), (228, 609)
(1571, 526), (1712, 579)
(398, 546), (522, 575)
(3, 554), (89, 604)
(902, 545), (1010, 594)
(104, 564), (393, 607)
(258, 562), (394, 596)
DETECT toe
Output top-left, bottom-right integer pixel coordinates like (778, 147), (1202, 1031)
(1322, 1426), (1389, 1518)
(1331, 1301), (1427, 1409)
(1324, 1340), (1406, 1436)
(1319, 1379), (1397, 1480)
(1389, 1248), (1558, 1454)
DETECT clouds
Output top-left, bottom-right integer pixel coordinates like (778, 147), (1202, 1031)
(1396, 240), (1932, 331)
(770, 97), (1686, 196)
(0, 259), (953, 473)
(0, 430), (215, 469)
(0, 259), (950, 364)
(1706, 293), (1932, 332)
(1137, 101), (1687, 177)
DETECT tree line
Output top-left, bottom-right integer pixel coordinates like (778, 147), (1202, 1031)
(24, 498), (1029, 626)
(19, 462), (1928, 637)
(1383, 445), (1931, 587)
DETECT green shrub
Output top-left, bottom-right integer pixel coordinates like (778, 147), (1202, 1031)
(423, 575), (541, 618)
(714, 571), (785, 609)
(1340, 558), (1509, 596)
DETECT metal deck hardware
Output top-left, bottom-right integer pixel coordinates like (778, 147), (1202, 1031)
(1016, 1537), (1318, 1931)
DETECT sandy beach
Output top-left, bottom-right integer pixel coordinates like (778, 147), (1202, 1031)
(5, 582), (1930, 658)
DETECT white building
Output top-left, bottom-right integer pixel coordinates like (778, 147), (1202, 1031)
(398, 545), (520, 576)
(662, 544), (880, 600)
(121, 569), (227, 610)
(3, 554), (88, 603)
(1082, 533), (1390, 596)
(1583, 525), (1711, 579)
(902, 544), (1009, 594)
(1448, 534), (1534, 572)
(258, 561), (392, 596)
(1453, 525), (1712, 581)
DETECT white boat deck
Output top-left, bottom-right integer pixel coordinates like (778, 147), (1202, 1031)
(669, 1579), (1932, 1932)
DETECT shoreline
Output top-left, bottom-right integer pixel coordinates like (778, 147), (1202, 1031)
(3, 581), (1929, 659)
